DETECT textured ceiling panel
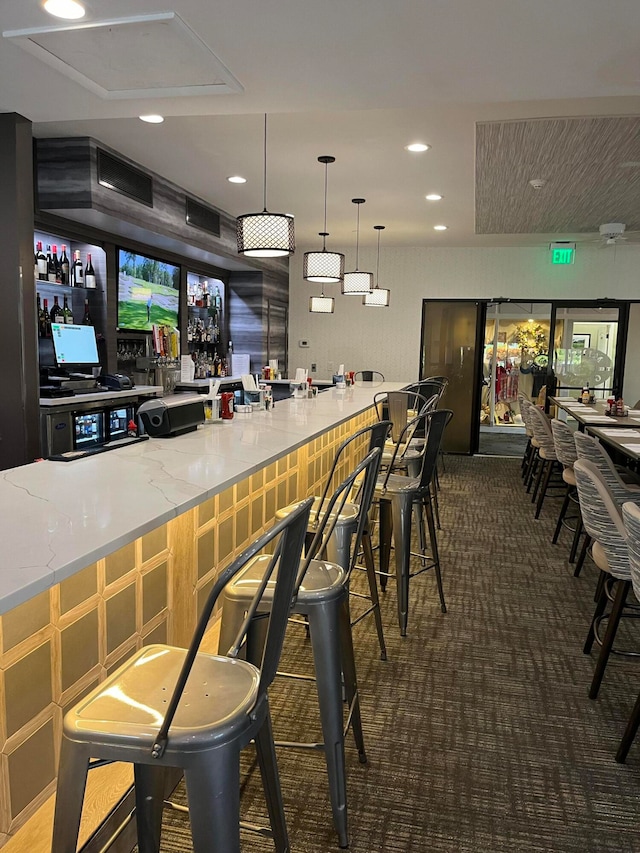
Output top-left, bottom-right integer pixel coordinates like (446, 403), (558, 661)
(476, 116), (640, 235)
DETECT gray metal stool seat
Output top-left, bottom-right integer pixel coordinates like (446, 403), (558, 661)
(218, 447), (383, 849)
(376, 408), (453, 636)
(51, 499), (313, 853)
(354, 370), (385, 383)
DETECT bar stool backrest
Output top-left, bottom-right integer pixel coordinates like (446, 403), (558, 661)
(153, 496), (313, 756)
(520, 398), (534, 438)
(381, 408), (453, 493)
(303, 446), (383, 585)
(574, 432), (635, 505)
(354, 370), (385, 382)
(551, 419), (578, 467)
(622, 501), (640, 601)
(407, 380), (447, 405)
(528, 405), (556, 458)
(374, 391), (429, 444)
(573, 458), (630, 581)
(313, 420), (392, 525)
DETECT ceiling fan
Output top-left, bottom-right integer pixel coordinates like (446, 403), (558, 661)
(578, 223), (640, 246)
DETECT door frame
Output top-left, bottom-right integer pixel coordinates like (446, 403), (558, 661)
(420, 297), (631, 454)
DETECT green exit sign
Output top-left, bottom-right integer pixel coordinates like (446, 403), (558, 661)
(550, 242), (576, 265)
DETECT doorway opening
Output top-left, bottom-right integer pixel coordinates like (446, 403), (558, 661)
(479, 302), (551, 457)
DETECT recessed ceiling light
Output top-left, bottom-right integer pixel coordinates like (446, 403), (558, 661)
(139, 114), (164, 124)
(405, 143), (430, 152)
(434, 224), (447, 231)
(425, 193), (443, 201)
(227, 176), (247, 184)
(43, 0), (85, 19)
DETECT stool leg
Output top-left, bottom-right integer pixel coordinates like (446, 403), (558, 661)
(616, 690), (640, 764)
(552, 486), (571, 544)
(255, 707), (290, 853)
(526, 451), (539, 493)
(391, 492), (413, 636)
(574, 534), (591, 577)
(425, 493), (446, 614)
(589, 579), (630, 700)
(535, 459), (555, 519)
(52, 738), (91, 853)
(531, 458), (546, 504)
(378, 499), (393, 592)
(185, 746), (241, 853)
(583, 571), (609, 655)
(431, 481), (442, 531)
(568, 513), (583, 564)
(134, 763), (166, 853)
(307, 600), (349, 848)
(361, 527), (387, 660)
(339, 598), (366, 763)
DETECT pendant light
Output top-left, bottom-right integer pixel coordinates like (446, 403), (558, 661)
(303, 156), (344, 282)
(309, 294), (335, 313)
(363, 225), (391, 307)
(236, 115), (295, 258)
(342, 199), (373, 295)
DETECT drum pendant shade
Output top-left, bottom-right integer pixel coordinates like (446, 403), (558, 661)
(237, 115), (295, 258)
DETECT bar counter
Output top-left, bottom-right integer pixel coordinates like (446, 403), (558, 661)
(0, 381), (404, 844)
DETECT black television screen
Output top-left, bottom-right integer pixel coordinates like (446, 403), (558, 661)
(117, 249), (180, 332)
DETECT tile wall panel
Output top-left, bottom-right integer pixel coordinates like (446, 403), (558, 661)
(0, 408), (373, 845)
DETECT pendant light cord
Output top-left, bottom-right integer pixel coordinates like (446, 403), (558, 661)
(262, 114), (268, 212)
(375, 228), (381, 289)
(355, 203), (361, 270)
(322, 163), (328, 250)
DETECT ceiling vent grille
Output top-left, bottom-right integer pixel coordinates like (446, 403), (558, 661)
(97, 149), (153, 207)
(185, 198), (221, 237)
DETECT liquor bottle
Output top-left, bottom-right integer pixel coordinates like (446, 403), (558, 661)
(227, 340), (233, 376)
(41, 298), (51, 337)
(36, 241), (47, 280)
(82, 298), (93, 325)
(47, 245), (56, 282)
(72, 250), (84, 287)
(84, 253), (96, 289)
(62, 295), (73, 324)
(59, 245), (69, 285)
(214, 284), (222, 312)
(52, 245), (62, 283)
(49, 295), (64, 325)
(36, 294), (42, 337)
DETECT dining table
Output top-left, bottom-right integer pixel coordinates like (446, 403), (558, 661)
(550, 395), (640, 464)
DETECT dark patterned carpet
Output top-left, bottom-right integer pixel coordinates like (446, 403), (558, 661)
(155, 456), (640, 852)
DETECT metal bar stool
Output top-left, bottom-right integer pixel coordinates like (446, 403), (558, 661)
(218, 447), (383, 849)
(376, 408), (453, 636)
(51, 499), (313, 853)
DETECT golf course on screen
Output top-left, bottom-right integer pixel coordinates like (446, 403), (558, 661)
(117, 250), (180, 331)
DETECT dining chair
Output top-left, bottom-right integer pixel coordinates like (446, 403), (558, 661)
(616, 500), (640, 762)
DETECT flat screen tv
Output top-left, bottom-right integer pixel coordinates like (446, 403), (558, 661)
(117, 249), (180, 332)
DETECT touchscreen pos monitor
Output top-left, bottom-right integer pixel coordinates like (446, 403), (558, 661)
(50, 323), (100, 371)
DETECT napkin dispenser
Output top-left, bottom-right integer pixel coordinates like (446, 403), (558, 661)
(137, 396), (205, 437)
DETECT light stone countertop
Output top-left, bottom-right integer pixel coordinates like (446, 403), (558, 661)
(0, 382), (406, 614)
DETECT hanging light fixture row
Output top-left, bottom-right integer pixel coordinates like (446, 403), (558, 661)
(304, 156), (345, 283)
(236, 114), (295, 258)
(342, 199), (373, 295)
(363, 225), (390, 307)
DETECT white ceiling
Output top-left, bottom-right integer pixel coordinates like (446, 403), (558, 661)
(2, 0), (640, 251)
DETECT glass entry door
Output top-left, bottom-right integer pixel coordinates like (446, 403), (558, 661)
(550, 304), (625, 400)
